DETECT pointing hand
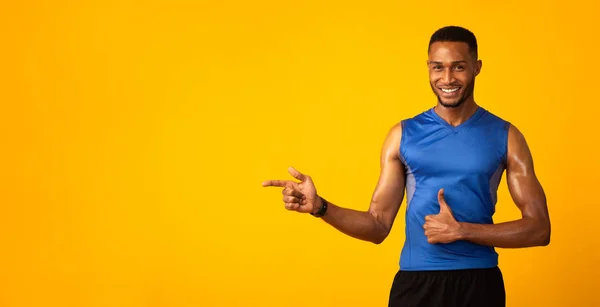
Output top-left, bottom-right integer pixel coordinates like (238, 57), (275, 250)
(262, 167), (321, 214)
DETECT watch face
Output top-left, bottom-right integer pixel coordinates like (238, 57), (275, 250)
(314, 200), (327, 217)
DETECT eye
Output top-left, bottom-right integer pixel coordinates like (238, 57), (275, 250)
(454, 65), (465, 71)
(432, 65), (442, 70)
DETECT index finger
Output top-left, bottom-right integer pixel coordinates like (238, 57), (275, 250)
(261, 180), (295, 188)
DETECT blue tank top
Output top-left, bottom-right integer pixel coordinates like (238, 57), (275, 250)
(398, 106), (510, 271)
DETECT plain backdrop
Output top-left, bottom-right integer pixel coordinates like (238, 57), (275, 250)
(0, 0), (598, 306)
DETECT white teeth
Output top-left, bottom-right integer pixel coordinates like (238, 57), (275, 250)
(441, 88), (459, 93)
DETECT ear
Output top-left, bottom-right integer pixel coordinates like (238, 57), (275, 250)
(474, 59), (482, 76)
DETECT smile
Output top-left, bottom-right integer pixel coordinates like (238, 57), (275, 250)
(440, 87), (460, 93)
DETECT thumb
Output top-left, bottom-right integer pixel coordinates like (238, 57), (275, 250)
(288, 166), (307, 181)
(437, 188), (451, 213)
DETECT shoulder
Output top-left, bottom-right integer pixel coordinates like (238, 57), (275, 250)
(387, 109), (429, 137)
(388, 108), (431, 139)
(404, 108), (434, 123)
(507, 123), (529, 153)
(478, 107), (511, 130)
(479, 107), (526, 142)
(505, 122), (535, 172)
(381, 109), (431, 160)
(397, 108), (435, 135)
(380, 113), (416, 162)
(383, 121), (403, 148)
(508, 122), (524, 139)
(476, 108), (513, 150)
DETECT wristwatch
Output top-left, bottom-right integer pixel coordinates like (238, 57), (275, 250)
(311, 197), (328, 218)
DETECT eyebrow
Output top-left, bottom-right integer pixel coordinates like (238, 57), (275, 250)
(428, 60), (467, 65)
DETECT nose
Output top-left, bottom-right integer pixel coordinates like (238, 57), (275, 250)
(441, 69), (455, 84)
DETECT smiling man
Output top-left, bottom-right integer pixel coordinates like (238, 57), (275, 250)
(262, 26), (551, 307)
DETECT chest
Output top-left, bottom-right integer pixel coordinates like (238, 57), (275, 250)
(402, 126), (505, 179)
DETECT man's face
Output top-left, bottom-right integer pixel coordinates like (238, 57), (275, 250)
(427, 41), (481, 108)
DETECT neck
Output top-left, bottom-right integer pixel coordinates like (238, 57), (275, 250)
(434, 99), (479, 127)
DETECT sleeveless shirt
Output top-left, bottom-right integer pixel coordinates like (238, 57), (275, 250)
(399, 106), (510, 271)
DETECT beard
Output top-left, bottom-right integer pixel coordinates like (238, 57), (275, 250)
(431, 78), (475, 108)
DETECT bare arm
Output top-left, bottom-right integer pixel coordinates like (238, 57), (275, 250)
(457, 124), (551, 248)
(318, 123), (407, 244)
(262, 123), (407, 244)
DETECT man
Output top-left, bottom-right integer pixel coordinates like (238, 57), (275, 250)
(262, 26), (551, 307)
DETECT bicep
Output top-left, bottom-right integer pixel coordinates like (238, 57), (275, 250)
(368, 123), (406, 230)
(506, 125), (549, 220)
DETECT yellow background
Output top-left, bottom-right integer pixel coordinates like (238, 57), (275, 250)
(1, 0), (598, 306)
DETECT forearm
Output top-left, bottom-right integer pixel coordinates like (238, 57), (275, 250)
(319, 199), (389, 244)
(458, 217), (550, 248)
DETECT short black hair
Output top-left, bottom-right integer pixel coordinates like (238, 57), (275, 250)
(428, 26), (478, 59)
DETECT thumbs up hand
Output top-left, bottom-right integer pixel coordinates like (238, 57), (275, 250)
(423, 189), (462, 244)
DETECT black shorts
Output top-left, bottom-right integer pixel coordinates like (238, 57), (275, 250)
(388, 266), (505, 307)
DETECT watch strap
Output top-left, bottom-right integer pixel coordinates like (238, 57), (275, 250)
(311, 197), (328, 217)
